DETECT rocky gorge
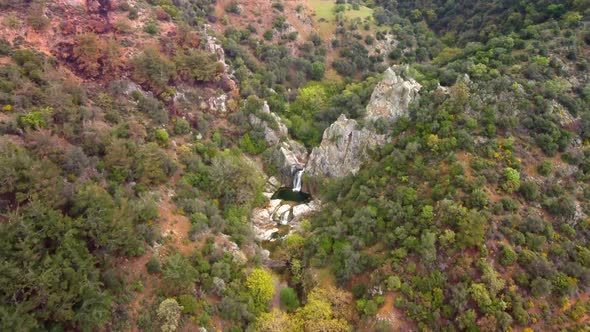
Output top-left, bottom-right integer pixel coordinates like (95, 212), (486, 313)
(249, 66), (421, 241)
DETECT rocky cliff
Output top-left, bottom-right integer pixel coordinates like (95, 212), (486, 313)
(305, 114), (385, 177)
(306, 66), (421, 178)
(365, 66), (421, 121)
(248, 101), (289, 146)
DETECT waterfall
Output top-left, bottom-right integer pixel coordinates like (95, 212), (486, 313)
(292, 169), (303, 192)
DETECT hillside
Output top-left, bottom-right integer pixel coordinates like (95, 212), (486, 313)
(1, 0), (590, 332)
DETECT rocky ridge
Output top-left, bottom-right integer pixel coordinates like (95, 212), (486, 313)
(305, 66), (421, 178)
(305, 114), (386, 177)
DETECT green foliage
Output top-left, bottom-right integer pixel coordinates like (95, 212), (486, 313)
(263, 29), (274, 41)
(178, 294), (200, 315)
(238, 133), (267, 155)
(502, 167), (520, 193)
(26, 2), (50, 31)
(146, 256), (161, 274)
(155, 128), (170, 145)
(225, 1), (240, 14)
(279, 287), (300, 312)
(500, 245), (517, 266)
(18, 107), (52, 129)
(144, 22), (159, 35)
(175, 50), (223, 82)
(161, 253), (199, 295)
(531, 277), (552, 297)
(173, 118), (191, 135)
(0, 202), (114, 330)
(132, 46), (176, 91)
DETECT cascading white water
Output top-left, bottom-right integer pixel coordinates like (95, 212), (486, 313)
(292, 169), (303, 192)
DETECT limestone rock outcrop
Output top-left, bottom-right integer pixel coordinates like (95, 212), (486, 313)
(268, 140), (308, 185)
(306, 67), (420, 178)
(305, 115), (385, 178)
(248, 101), (289, 145)
(365, 66), (421, 121)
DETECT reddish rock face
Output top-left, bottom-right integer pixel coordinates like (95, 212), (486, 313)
(87, 0), (111, 16)
(155, 8), (171, 21)
(86, 0), (111, 32)
(59, 21), (77, 35)
(88, 19), (110, 33)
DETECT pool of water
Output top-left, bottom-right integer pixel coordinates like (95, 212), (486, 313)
(271, 187), (311, 203)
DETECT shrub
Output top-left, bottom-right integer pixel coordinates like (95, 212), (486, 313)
(154, 128), (170, 145)
(27, 2), (50, 31)
(500, 245), (517, 266)
(279, 287), (300, 312)
(132, 47), (176, 91)
(502, 167), (520, 193)
(519, 181), (540, 201)
(157, 299), (183, 332)
(531, 277), (552, 297)
(537, 160), (552, 176)
(178, 294), (200, 315)
(144, 23), (159, 35)
(225, 1), (240, 14)
(146, 256), (161, 274)
(173, 118), (191, 135)
(263, 30), (274, 41)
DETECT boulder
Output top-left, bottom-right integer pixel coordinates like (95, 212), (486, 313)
(251, 207), (271, 226)
(258, 227), (279, 241)
(268, 199), (282, 214)
(291, 200), (321, 222)
(305, 114), (386, 178)
(267, 176), (281, 190)
(366, 66), (421, 121)
(273, 204), (291, 222)
(208, 94), (228, 114)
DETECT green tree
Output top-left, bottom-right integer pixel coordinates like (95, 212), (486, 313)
(420, 231), (437, 265)
(162, 253), (198, 295)
(503, 167), (520, 193)
(132, 46), (176, 91)
(175, 50), (223, 82)
(531, 277), (552, 297)
(280, 287), (300, 312)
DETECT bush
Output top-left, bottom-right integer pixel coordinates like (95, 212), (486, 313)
(132, 46), (176, 91)
(178, 294), (200, 315)
(537, 160), (552, 176)
(146, 256), (161, 274)
(279, 287), (300, 312)
(519, 181), (540, 201)
(144, 23), (159, 35)
(502, 167), (520, 193)
(263, 30), (274, 41)
(173, 118), (191, 135)
(225, 1), (240, 14)
(27, 2), (50, 31)
(531, 277), (552, 297)
(155, 128), (170, 145)
(500, 245), (517, 266)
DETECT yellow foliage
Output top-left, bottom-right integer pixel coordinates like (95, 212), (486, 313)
(255, 309), (295, 332)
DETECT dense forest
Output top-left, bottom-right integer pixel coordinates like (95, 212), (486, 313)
(1, 0), (590, 331)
